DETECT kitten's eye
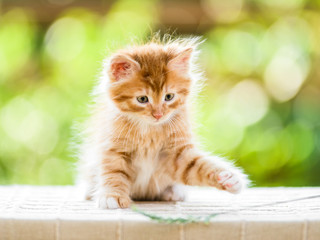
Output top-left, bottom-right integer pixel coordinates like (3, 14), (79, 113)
(137, 96), (149, 103)
(165, 93), (175, 101)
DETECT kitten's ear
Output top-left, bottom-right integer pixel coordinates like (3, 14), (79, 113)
(168, 48), (193, 76)
(108, 54), (140, 81)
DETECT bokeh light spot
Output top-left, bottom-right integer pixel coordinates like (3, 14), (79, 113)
(202, 0), (243, 23)
(221, 31), (261, 75)
(264, 46), (309, 102)
(45, 17), (86, 62)
(1, 97), (59, 155)
(225, 80), (269, 127)
(1, 97), (34, 141)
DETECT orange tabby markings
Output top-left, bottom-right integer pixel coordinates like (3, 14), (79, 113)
(78, 37), (249, 209)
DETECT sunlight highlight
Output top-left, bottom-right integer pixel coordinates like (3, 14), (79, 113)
(45, 17), (86, 62)
(264, 46), (309, 102)
(225, 80), (269, 127)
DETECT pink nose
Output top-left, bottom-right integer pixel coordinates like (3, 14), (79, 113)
(152, 113), (163, 120)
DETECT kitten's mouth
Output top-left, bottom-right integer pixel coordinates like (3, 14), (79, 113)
(147, 117), (164, 125)
(151, 116), (170, 125)
(153, 119), (163, 124)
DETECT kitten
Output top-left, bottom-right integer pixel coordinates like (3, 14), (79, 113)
(79, 37), (248, 209)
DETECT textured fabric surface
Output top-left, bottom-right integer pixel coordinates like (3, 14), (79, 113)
(0, 186), (319, 240)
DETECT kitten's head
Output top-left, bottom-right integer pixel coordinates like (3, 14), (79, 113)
(106, 39), (200, 125)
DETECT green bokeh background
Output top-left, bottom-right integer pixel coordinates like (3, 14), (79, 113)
(0, 0), (320, 186)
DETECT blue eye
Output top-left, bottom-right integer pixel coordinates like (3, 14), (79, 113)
(137, 96), (148, 103)
(165, 93), (174, 101)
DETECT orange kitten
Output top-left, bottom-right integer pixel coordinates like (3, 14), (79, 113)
(79, 37), (248, 209)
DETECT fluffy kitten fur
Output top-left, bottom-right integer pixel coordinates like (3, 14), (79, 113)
(79, 37), (248, 209)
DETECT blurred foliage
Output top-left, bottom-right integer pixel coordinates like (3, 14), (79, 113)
(0, 0), (320, 186)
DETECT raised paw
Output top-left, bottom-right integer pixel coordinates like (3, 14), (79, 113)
(210, 170), (245, 194)
(97, 195), (131, 209)
(160, 185), (186, 201)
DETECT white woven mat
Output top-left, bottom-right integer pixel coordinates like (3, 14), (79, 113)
(0, 186), (319, 240)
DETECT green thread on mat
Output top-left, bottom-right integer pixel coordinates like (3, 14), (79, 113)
(131, 194), (320, 224)
(131, 205), (218, 224)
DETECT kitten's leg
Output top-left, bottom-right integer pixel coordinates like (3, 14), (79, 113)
(84, 179), (95, 201)
(172, 146), (249, 193)
(96, 151), (133, 209)
(159, 185), (186, 201)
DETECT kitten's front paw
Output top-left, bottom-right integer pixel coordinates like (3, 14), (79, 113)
(209, 170), (247, 194)
(97, 195), (131, 209)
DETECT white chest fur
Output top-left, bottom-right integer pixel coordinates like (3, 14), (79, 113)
(131, 149), (160, 199)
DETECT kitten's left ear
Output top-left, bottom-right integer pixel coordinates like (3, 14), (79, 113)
(168, 48), (193, 76)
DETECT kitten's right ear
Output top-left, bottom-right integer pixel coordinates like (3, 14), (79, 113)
(108, 54), (140, 81)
